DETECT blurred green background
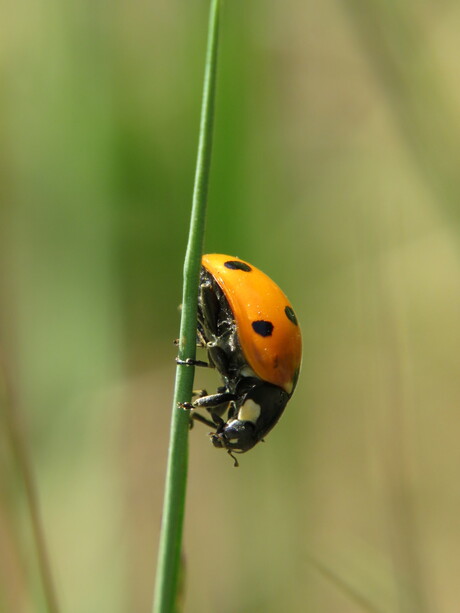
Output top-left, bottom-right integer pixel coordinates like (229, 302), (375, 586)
(1, 1), (460, 612)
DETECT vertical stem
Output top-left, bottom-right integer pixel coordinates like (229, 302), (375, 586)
(152, 1), (222, 612)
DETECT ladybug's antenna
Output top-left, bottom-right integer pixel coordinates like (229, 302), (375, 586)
(227, 450), (239, 468)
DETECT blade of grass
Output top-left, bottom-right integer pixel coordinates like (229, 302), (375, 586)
(152, 1), (222, 612)
(308, 554), (385, 613)
(0, 361), (60, 613)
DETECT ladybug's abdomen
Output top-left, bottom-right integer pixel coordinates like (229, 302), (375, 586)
(202, 254), (302, 394)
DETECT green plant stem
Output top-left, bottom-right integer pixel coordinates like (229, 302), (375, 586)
(0, 363), (60, 613)
(152, 1), (221, 612)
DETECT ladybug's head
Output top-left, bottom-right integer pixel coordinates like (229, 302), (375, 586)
(210, 382), (289, 459)
(211, 419), (258, 454)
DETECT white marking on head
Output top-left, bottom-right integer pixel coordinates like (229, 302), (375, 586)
(237, 399), (261, 424)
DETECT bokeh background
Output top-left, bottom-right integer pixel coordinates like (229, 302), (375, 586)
(1, 1), (460, 612)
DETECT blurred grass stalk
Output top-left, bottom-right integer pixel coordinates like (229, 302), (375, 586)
(308, 554), (384, 613)
(341, 1), (458, 611)
(343, 0), (460, 226)
(0, 366), (60, 613)
(152, 1), (222, 612)
(2, 0), (123, 609)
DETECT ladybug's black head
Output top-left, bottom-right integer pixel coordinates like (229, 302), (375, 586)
(211, 419), (258, 453)
(210, 382), (289, 455)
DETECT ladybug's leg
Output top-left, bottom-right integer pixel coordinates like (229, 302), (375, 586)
(196, 329), (208, 347)
(206, 344), (230, 377)
(189, 391), (235, 413)
(176, 357), (210, 368)
(198, 276), (235, 378)
(179, 391), (235, 428)
(189, 412), (218, 429)
(198, 278), (220, 338)
(179, 403), (216, 430)
(191, 392), (236, 430)
(173, 331), (207, 348)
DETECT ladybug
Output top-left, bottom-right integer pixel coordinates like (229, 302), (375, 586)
(178, 253), (302, 466)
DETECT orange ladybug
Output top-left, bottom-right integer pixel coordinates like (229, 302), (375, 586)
(178, 254), (302, 465)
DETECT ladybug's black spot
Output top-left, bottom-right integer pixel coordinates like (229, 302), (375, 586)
(224, 260), (252, 272)
(252, 320), (274, 337)
(285, 306), (298, 326)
